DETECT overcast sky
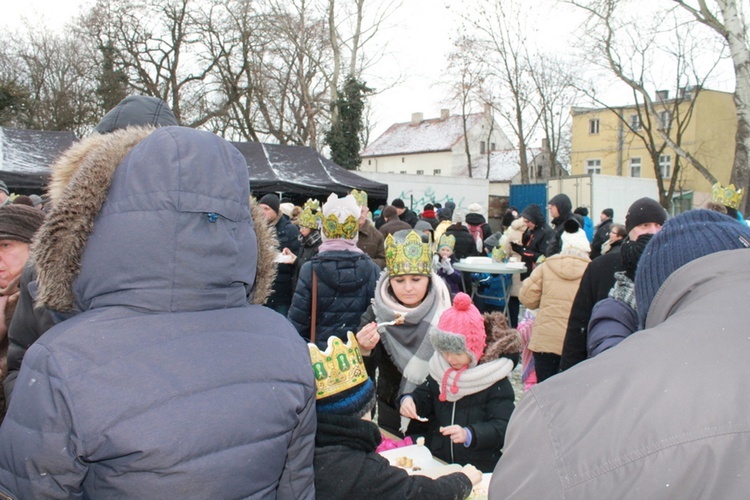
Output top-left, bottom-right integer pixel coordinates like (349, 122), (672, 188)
(3, 0), (737, 141)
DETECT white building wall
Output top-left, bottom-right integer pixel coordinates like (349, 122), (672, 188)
(358, 151), (452, 175)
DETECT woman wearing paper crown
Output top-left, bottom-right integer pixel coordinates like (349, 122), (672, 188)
(310, 332), (482, 499)
(288, 193), (381, 349)
(356, 229), (452, 436)
(283, 199), (323, 291)
(400, 293), (522, 472)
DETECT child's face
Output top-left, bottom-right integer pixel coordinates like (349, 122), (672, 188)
(438, 247), (453, 260)
(441, 351), (472, 370)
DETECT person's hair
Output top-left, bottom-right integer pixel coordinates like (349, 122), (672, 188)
(387, 275), (432, 306)
(704, 201), (728, 214)
(610, 224), (627, 239)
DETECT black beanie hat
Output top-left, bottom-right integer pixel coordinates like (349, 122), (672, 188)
(438, 207), (453, 221)
(602, 208), (614, 219)
(0, 204), (46, 244)
(625, 198), (667, 234)
(520, 204), (545, 227)
(391, 198), (405, 209)
(635, 209), (750, 326)
(259, 193), (280, 214)
(574, 207), (589, 217)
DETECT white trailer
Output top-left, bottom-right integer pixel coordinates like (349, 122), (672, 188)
(547, 174), (660, 226)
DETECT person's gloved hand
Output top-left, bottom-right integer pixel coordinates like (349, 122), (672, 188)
(510, 242), (524, 254)
(439, 258), (454, 274)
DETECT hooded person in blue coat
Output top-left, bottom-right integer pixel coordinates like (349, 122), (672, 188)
(288, 193), (381, 349)
(0, 127), (317, 499)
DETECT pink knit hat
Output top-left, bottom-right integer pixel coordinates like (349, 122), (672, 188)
(430, 293), (487, 366)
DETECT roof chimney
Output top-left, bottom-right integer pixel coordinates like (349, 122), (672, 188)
(656, 90), (669, 101)
(440, 109), (450, 120)
(484, 103), (493, 116)
(411, 112), (423, 125)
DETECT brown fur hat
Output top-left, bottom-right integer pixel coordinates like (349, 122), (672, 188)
(478, 312), (523, 365)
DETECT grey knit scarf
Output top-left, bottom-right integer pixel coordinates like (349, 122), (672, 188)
(373, 272), (452, 396)
(608, 271), (637, 311)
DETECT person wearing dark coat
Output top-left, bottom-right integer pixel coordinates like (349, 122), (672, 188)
(401, 297), (521, 472)
(283, 200), (322, 292)
(559, 198), (667, 371)
(0, 127), (316, 498)
(310, 333), (480, 499)
(392, 198), (419, 228)
(545, 193), (576, 257)
(590, 208), (614, 259)
(259, 193), (301, 316)
(380, 205), (412, 237)
(288, 193), (381, 349)
(419, 203), (440, 229)
(3, 95), (179, 404)
(511, 204), (553, 280)
(465, 204), (493, 254)
(445, 222), (480, 260)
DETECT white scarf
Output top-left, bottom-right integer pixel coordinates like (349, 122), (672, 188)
(428, 353), (514, 403)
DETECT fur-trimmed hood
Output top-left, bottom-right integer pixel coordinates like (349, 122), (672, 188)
(33, 126), (277, 313)
(478, 312), (522, 365)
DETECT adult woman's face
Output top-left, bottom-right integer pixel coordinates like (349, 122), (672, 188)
(389, 275), (430, 307)
(0, 240), (30, 289)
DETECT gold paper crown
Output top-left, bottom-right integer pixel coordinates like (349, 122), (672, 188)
(350, 189), (368, 208)
(385, 230), (432, 277)
(491, 245), (506, 263)
(711, 182), (743, 210)
(298, 199), (321, 229)
(322, 213), (359, 239)
(309, 332), (369, 401)
(437, 234), (455, 251)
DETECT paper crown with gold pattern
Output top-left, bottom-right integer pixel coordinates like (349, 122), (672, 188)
(350, 189), (368, 208)
(437, 234), (455, 251)
(711, 182), (743, 210)
(308, 332), (375, 417)
(298, 199), (321, 229)
(385, 230), (432, 277)
(321, 193), (360, 240)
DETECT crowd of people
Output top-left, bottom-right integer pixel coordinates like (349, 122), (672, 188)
(0, 94), (748, 498)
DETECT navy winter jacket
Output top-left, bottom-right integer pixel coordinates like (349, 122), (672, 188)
(288, 250), (381, 349)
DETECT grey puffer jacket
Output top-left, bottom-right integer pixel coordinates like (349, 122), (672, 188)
(0, 127), (316, 499)
(288, 250), (381, 349)
(490, 249), (750, 498)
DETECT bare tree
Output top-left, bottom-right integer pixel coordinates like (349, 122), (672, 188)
(0, 23), (100, 135)
(673, 0), (750, 214)
(570, 0), (725, 208)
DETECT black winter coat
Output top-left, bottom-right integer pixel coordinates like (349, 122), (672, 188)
(590, 218), (613, 259)
(288, 251), (380, 349)
(559, 251), (624, 371)
(408, 377), (515, 472)
(518, 226), (553, 280)
(400, 209), (419, 228)
(3, 264), (56, 402)
(267, 215), (301, 311)
(292, 230), (322, 292)
(445, 224), (480, 260)
(314, 413), (473, 500)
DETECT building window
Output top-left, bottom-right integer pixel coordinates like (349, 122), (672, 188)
(416, 169), (424, 175)
(586, 159), (601, 174)
(401, 157), (405, 163)
(400, 170), (407, 174)
(660, 111), (671, 130)
(480, 141), (486, 154)
(589, 118), (600, 134)
(660, 155), (672, 178)
(433, 169), (441, 175)
(491, 142), (496, 151)
(630, 114), (641, 131)
(630, 157), (642, 178)
(367, 159), (371, 165)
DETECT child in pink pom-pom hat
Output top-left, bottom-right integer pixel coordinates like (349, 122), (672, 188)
(399, 292), (522, 472)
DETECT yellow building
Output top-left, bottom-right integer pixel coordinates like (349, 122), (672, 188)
(570, 88), (736, 211)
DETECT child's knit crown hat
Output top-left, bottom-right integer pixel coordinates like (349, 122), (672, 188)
(430, 293), (486, 366)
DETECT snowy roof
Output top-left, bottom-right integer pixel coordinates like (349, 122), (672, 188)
(0, 127), (78, 190)
(361, 113), (486, 156)
(231, 141), (388, 200)
(470, 148), (542, 181)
